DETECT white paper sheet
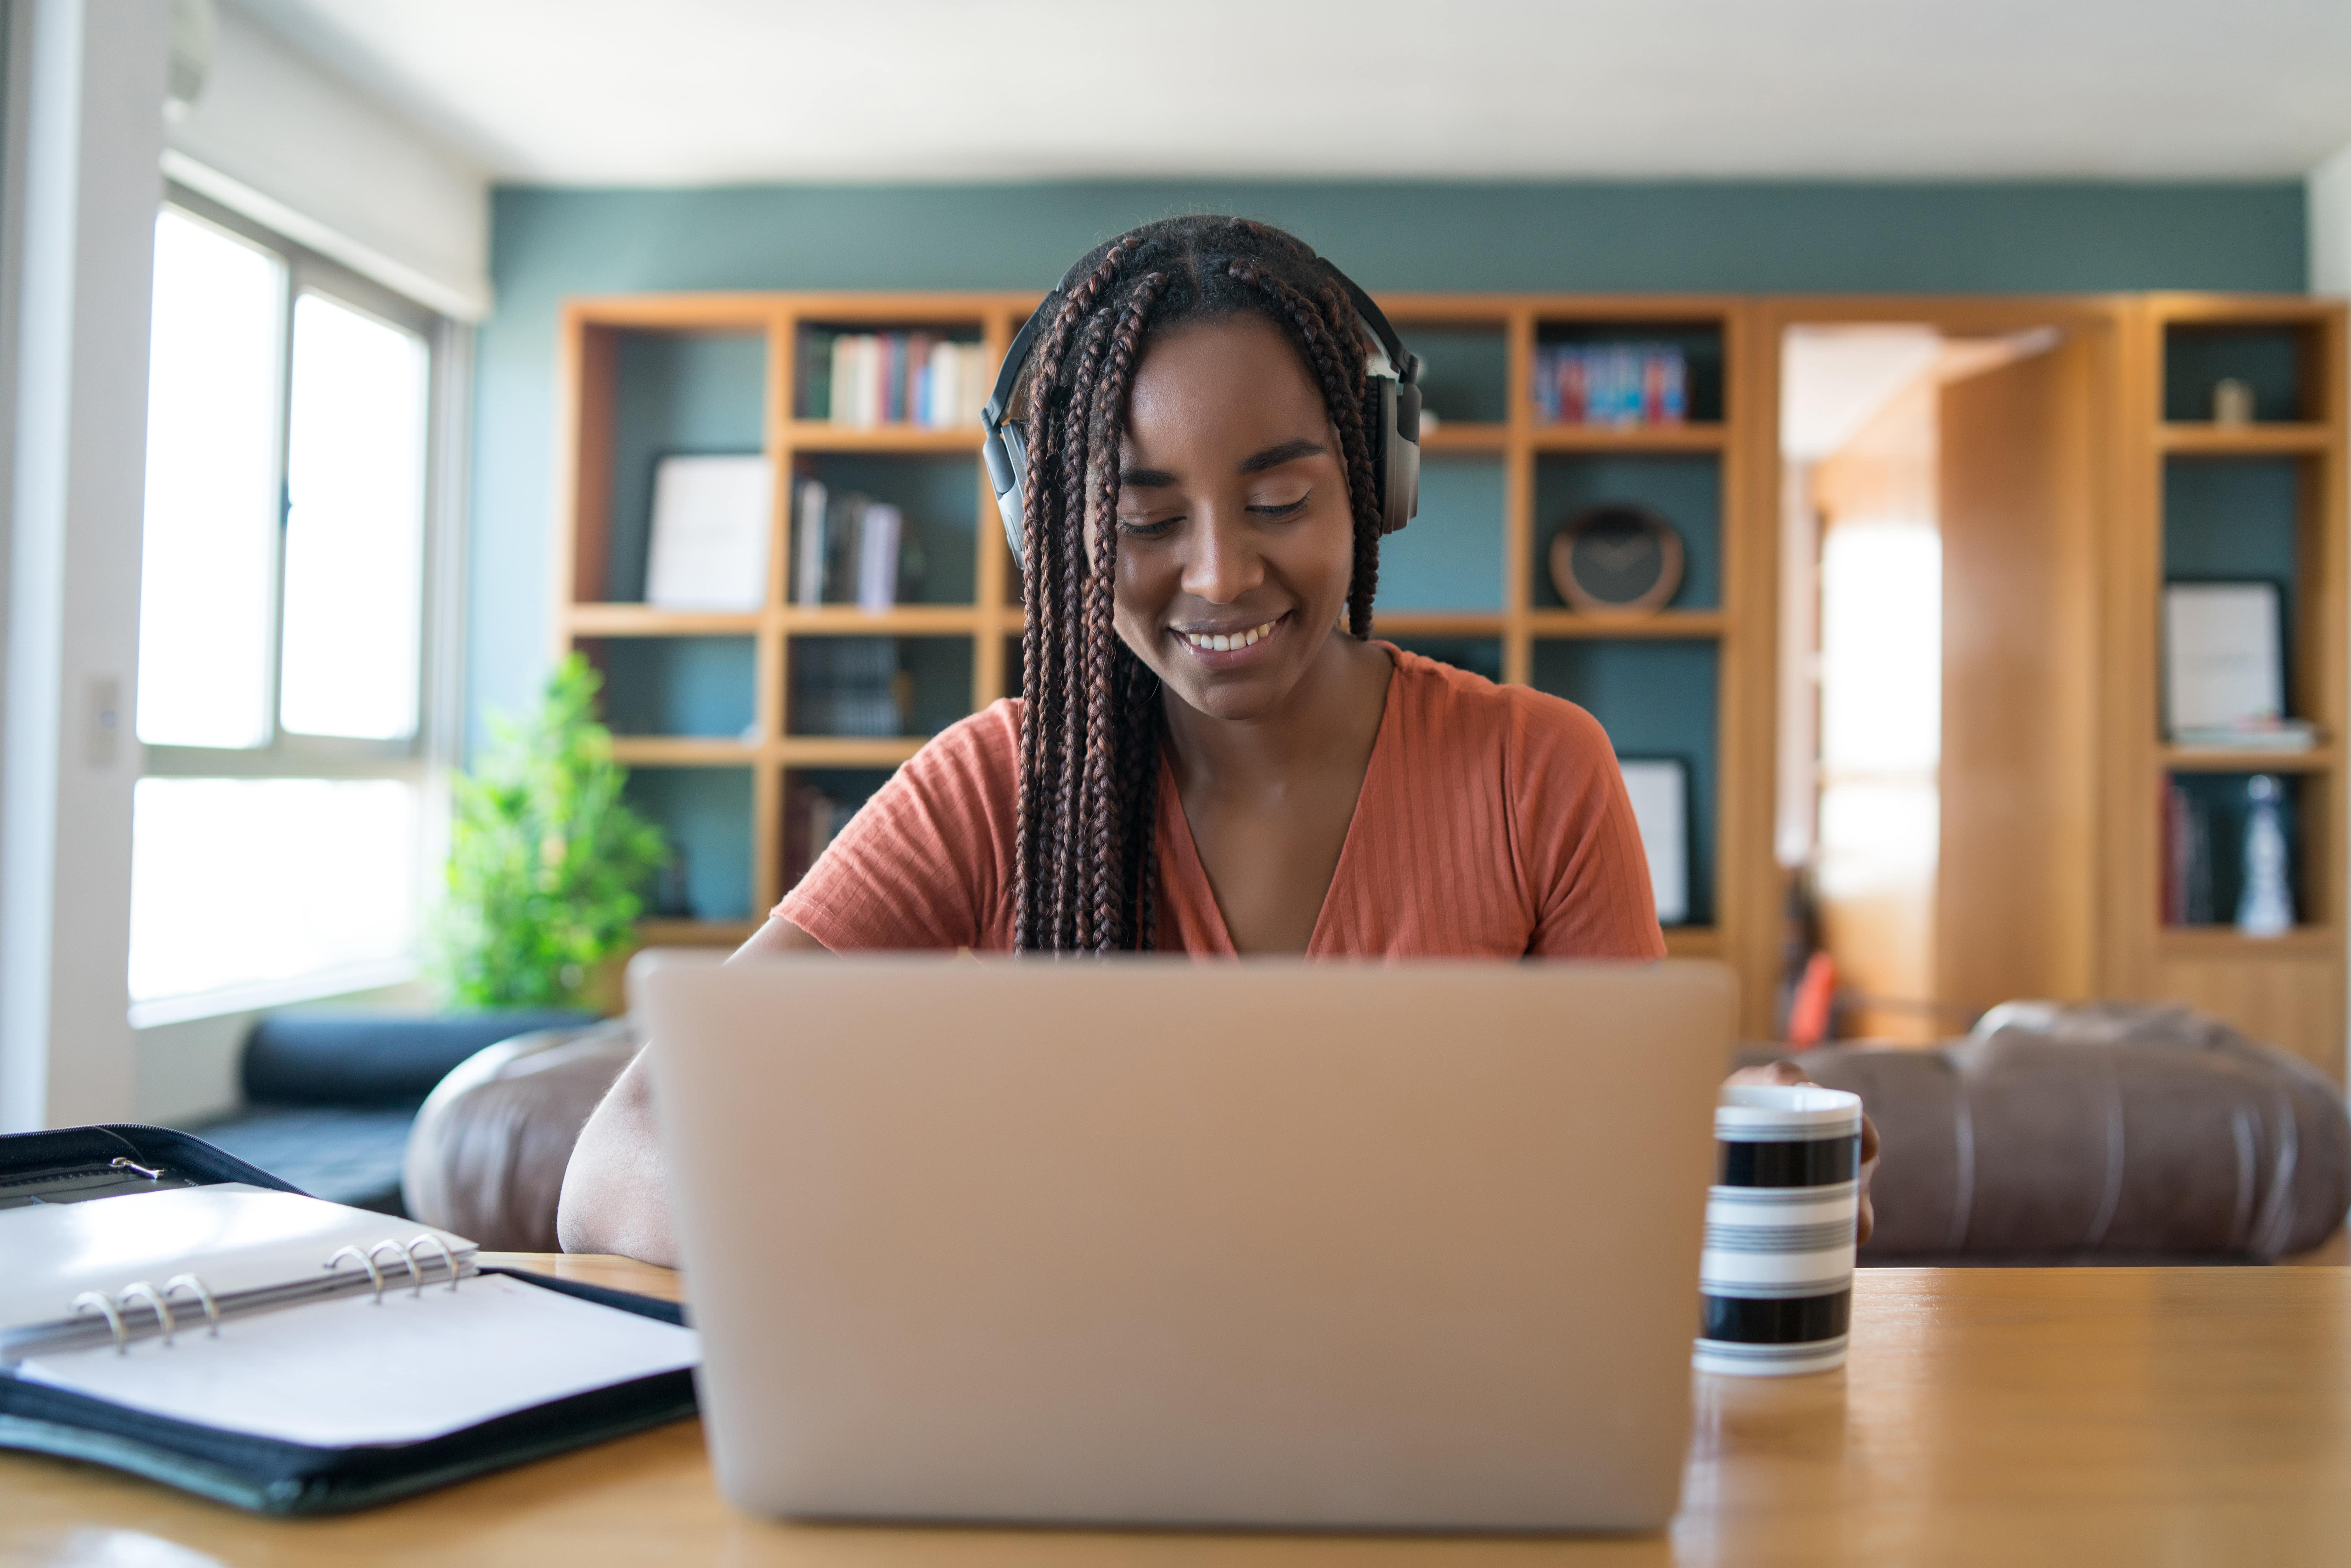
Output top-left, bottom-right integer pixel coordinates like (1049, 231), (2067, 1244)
(17, 1273), (699, 1448)
(0, 1184), (473, 1334)
(646, 454), (772, 610)
(1619, 760), (1689, 925)
(2164, 583), (2283, 733)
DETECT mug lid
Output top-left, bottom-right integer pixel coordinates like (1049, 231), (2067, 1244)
(1715, 1083), (1862, 1140)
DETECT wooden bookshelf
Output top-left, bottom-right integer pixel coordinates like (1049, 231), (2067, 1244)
(2108, 295), (2350, 1075)
(554, 287), (2350, 1066)
(554, 291), (1772, 1015)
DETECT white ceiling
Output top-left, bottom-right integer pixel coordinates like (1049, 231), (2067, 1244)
(234, 0), (2351, 186)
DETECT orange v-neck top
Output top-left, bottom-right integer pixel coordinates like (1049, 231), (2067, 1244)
(777, 645), (1666, 959)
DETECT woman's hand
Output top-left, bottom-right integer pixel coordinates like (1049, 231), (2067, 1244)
(1723, 1060), (1878, 1247)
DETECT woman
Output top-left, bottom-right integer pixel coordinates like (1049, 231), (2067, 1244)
(560, 217), (1865, 1261)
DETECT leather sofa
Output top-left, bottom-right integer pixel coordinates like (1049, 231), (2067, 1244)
(401, 1000), (2351, 1261)
(1796, 1002), (2349, 1262)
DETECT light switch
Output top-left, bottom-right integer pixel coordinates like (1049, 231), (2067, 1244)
(86, 676), (121, 767)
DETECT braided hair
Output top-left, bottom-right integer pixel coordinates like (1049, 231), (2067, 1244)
(1010, 216), (1387, 954)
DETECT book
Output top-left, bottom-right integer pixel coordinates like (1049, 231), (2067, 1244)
(793, 478), (829, 605)
(855, 502), (903, 612)
(815, 330), (990, 429)
(1533, 342), (1689, 428)
(794, 490), (921, 607)
(2160, 779), (2215, 926)
(2171, 719), (2319, 751)
(644, 454), (770, 610)
(0, 1129), (698, 1514)
(792, 637), (903, 737)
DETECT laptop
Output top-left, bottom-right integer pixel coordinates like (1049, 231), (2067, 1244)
(635, 954), (1731, 1532)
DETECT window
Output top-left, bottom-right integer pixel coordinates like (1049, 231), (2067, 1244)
(128, 196), (450, 1020)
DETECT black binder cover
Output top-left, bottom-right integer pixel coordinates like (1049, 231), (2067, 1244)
(0, 1125), (698, 1516)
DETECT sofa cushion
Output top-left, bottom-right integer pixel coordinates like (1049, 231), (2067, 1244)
(400, 1023), (637, 1252)
(1800, 1002), (2350, 1263)
(242, 1010), (599, 1107)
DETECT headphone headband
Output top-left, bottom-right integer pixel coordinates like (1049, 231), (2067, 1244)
(982, 262), (1415, 431)
(980, 246), (1421, 571)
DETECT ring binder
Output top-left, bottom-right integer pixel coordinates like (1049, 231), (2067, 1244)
(405, 1234), (460, 1292)
(116, 1280), (175, 1346)
(70, 1291), (127, 1355)
(368, 1240), (419, 1294)
(325, 1245), (387, 1303)
(163, 1273), (220, 1337)
(7, 1203), (481, 1363)
(404, 1232), (458, 1298)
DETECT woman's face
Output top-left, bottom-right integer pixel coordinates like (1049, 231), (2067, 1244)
(1107, 314), (1357, 723)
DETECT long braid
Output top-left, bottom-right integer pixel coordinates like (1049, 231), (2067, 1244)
(1225, 262), (1386, 639)
(1010, 217), (1394, 952)
(1077, 273), (1167, 949)
(1113, 647), (1164, 951)
(1051, 308), (1117, 945)
(1015, 242), (1135, 949)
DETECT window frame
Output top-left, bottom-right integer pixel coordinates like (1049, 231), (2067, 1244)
(131, 185), (468, 1022)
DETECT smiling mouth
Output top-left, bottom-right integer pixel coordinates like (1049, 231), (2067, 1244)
(1173, 614), (1285, 654)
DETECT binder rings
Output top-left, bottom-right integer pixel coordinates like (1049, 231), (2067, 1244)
(0, 1124), (699, 1515)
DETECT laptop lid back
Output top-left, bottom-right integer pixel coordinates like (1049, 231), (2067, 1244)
(640, 956), (1730, 1531)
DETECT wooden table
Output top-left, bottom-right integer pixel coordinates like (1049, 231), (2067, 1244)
(6, 1257), (2350, 1566)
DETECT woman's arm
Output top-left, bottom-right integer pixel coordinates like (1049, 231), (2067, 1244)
(554, 916), (826, 1262)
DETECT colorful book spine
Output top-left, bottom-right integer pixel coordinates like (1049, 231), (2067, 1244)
(1531, 343), (1691, 428)
(817, 332), (991, 429)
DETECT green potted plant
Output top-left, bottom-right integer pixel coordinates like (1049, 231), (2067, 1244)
(433, 654), (668, 1012)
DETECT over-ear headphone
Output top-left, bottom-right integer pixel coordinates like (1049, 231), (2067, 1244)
(980, 260), (1421, 570)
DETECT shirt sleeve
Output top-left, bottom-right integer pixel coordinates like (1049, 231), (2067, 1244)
(1508, 690), (1670, 960)
(775, 701), (1022, 951)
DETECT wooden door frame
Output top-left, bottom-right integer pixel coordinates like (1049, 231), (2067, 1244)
(1738, 297), (2133, 1031)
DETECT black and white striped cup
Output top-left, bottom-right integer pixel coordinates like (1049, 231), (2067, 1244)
(1693, 1083), (1862, 1376)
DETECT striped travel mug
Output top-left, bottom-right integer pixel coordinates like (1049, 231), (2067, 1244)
(1693, 1083), (1862, 1376)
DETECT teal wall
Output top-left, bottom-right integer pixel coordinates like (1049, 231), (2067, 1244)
(471, 178), (2307, 744)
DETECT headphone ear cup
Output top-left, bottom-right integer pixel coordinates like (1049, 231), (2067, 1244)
(1372, 377), (1420, 536)
(987, 421), (1029, 570)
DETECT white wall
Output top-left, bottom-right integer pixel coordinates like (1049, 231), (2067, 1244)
(166, 1), (489, 320)
(0, 0), (171, 1133)
(2312, 141), (2351, 296)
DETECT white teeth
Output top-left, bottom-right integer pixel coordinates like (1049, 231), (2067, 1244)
(1181, 616), (1280, 653)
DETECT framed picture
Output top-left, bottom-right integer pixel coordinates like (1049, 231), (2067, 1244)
(1617, 758), (1690, 926)
(646, 453), (771, 610)
(2162, 581), (2283, 737)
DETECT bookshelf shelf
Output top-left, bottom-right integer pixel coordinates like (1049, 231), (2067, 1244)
(781, 421), (985, 454)
(610, 738), (758, 767)
(1420, 424), (1510, 453)
(1529, 424), (1727, 453)
(561, 291), (1765, 1014)
(570, 605), (762, 636)
(2157, 926), (2342, 957)
(1370, 611), (1506, 638)
(780, 736), (927, 768)
(2157, 422), (2332, 455)
(2159, 746), (2337, 773)
(1526, 609), (1727, 639)
(636, 918), (759, 948)
(780, 605), (982, 633)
